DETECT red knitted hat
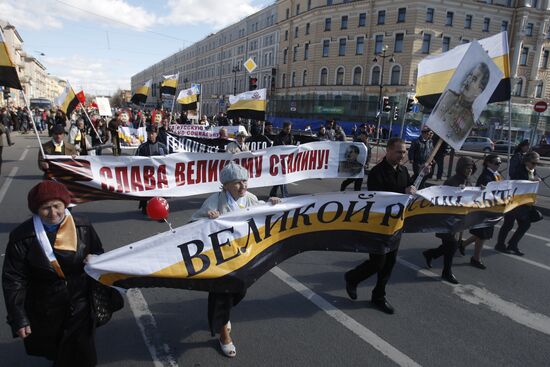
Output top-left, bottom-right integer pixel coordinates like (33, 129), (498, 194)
(28, 181), (72, 213)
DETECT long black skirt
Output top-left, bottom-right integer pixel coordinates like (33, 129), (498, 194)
(207, 291), (246, 336)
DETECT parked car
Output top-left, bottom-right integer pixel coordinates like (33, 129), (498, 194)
(493, 140), (512, 153)
(533, 144), (550, 157)
(461, 136), (494, 152)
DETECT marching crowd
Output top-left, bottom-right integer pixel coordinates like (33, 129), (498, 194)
(0, 104), (544, 365)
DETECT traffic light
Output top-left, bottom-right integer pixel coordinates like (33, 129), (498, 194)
(382, 96), (391, 112)
(249, 77), (258, 91)
(393, 106), (399, 121)
(406, 98), (415, 112)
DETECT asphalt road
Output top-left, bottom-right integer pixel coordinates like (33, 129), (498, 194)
(1, 133), (550, 367)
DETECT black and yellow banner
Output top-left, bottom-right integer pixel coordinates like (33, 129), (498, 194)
(131, 79), (152, 105)
(160, 74), (178, 95)
(227, 88), (267, 120)
(85, 181), (538, 292)
(55, 84), (80, 117)
(0, 29), (22, 90)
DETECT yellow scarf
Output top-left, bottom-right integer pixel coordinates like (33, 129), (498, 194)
(53, 214), (78, 252)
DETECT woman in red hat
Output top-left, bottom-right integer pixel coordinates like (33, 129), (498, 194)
(2, 181), (105, 367)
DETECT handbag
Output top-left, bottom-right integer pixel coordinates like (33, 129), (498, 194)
(90, 278), (124, 327)
(529, 207), (544, 223)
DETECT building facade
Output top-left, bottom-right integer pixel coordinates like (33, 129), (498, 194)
(132, 0), (550, 134)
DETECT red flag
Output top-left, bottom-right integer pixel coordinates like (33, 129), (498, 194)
(76, 90), (86, 103)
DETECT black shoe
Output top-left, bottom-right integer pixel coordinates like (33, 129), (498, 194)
(470, 257), (486, 270)
(507, 247), (524, 256)
(344, 275), (357, 300)
(494, 244), (510, 253)
(442, 272), (459, 284)
(371, 298), (395, 314)
(422, 250), (432, 268)
(458, 240), (465, 256)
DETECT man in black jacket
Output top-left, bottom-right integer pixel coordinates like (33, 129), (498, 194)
(408, 126), (433, 185)
(269, 121), (295, 198)
(344, 137), (417, 314)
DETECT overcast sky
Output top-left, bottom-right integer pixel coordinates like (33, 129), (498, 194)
(1, 0), (271, 95)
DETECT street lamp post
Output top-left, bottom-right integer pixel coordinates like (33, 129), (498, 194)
(232, 65), (241, 95)
(183, 78), (189, 89)
(373, 45), (395, 141)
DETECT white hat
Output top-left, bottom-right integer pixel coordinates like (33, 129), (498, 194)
(220, 162), (249, 184)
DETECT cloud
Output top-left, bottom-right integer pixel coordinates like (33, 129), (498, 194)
(0, 0), (155, 31)
(160, 0), (261, 29)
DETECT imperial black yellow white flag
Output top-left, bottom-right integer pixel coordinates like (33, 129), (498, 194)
(416, 32), (510, 108)
(176, 85), (199, 110)
(131, 79), (152, 105)
(0, 28), (22, 90)
(55, 83), (80, 117)
(84, 181), (537, 292)
(227, 88), (267, 120)
(160, 74), (178, 95)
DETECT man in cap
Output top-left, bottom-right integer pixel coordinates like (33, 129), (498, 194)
(136, 124), (168, 213)
(38, 124), (78, 174)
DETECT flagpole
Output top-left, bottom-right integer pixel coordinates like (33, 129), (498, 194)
(80, 103), (103, 144)
(169, 73), (179, 124)
(21, 91), (45, 158)
(506, 99), (512, 179)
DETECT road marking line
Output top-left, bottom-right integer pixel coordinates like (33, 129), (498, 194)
(397, 257), (550, 336)
(126, 289), (179, 367)
(271, 267), (422, 367)
(494, 224), (550, 242)
(546, 243), (550, 248)
(290, 182), (299, 186)
(19, 148), (29, 161)
(0, 167), (19, 205)
(482, 246), (550, 272)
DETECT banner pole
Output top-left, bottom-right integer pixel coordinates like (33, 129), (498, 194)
(506, 100), (512, 179)
(80, 103), (103, 144)
(413, 139), (442, 188)
(21, 91), (45, 158)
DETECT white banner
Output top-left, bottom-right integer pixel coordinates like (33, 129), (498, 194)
(168, 124), (246, 138)
(96, 97), (112, 117)
(47, 142), (368, 199)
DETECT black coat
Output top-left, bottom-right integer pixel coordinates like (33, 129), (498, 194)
(2, 216), (103, 361)
(476, 168), (498, 186)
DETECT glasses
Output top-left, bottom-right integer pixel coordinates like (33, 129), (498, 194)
(492, 161), (502, 165)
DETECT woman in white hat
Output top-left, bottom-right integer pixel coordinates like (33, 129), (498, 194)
(190, 162), (280, 357)
(225, 130), (250, 153)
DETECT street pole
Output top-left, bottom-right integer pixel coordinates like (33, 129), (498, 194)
(232, 65), (240, 96)
(373, 45), (394, 142)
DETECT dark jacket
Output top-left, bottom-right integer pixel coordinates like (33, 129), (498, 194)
(408, 137), (433, 165)
(510, 164), (536, 181)
(2, 216), (103, 357)
(136, 140), (168, 156)
(367, 157), (412, 194)
(274, 131), (295, 146)
(476, 167), (500, 186)
(509, 152), (524, 178)
(38, 140), (78, 172)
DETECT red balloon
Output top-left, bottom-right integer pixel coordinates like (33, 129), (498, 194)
(146, 197), (169, 221)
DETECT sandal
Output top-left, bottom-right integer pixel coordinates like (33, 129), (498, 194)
(219, 338), (236, 358)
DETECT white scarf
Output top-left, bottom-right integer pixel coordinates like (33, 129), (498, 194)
(226, 192), (247, 212)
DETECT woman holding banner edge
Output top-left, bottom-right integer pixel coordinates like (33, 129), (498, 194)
(190, 162), (281, 357)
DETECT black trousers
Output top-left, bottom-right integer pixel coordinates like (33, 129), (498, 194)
(0, 146), (3, 175)
(208, 291), (246, 336)
(340, 178), (363, 191)
(496, 206), (531, 250)
(434, 154), (445, 179)
(425, 234), (458, 275)
(345, 249), (398, 300)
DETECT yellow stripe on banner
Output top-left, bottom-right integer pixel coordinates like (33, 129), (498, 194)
(98, 211), (403, 285)
(0, 41), (15, 68)
(136, 86), (149, 96)
(61, 89), (78, 115)
(228, 99), (267, 112)
(162, 79), (177, 88)
(177, 94), (198, 105)
(416, 54), (510, 97)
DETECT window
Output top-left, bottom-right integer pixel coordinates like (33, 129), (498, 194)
(323, 40), (330, 57)
(359, 13), (366, 27)
(520, 47), (529, 66)
(446, 11), (454, 26)
(286, 8), (289, 19)
(483, 18), (490, 32)
(356, 36), (365, 55)
(282, 73), (286, 88)
(371, 66), (380, 85)
(336, 67), (344, 85)
(526, 23), (534, 36)
(325, 18), (331, 31)
(283, 48), (288, 64)
(513, 79), (523, 96)
(341, 15), (348, 29)
(542, 49), (549, 68)
(353, 67), (362, 85)
(375, 34), (383, 54)
(397, 8), (406, 23)
(295, 26), (299, 38)
(535, 81), (543, 98)
(320, 68), (328, 85)
(302, 70), (307, 86)
(293, 46), (298, 62)
(378, 10), (385, 25)
(327, 0), (333, 5)
(339, 38), (346, 56)
(426, 8), (434, 23)
(422, 34), (431, 53)
(285, 30), (288, 41)
(465, 15), (472, 29)
(442, 36), (451, 52)
(394, 33), (404, 53)
(306, 23), (310, 35)
(501, 20), (509, 32)
(296, 4), (300, 15)
(304, 43), (309, 60)
(307, 0), (311, 11)
(390, 65), (401, 85)
(291, 72), (296, 87)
